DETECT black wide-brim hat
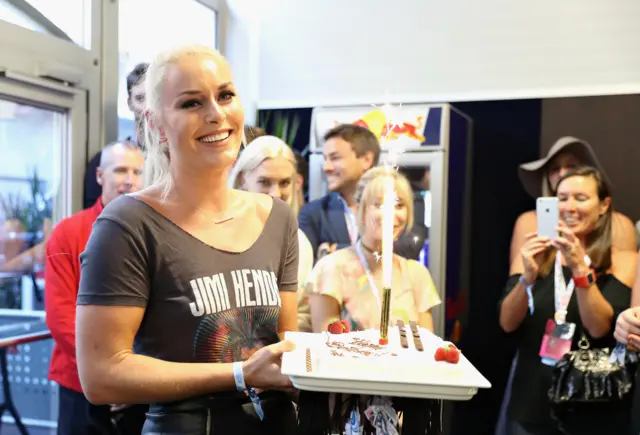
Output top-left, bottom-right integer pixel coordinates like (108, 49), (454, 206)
(518, 136), (612, 198)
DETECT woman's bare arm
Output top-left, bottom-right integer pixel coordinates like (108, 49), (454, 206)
(509, 211), (536, 266)
(499, 279), (530, 333)
(418, 311), (434, 332)
(573, 250), (636, 338)
(501, 214), (539, 332)
(612, 212), (638, 252)
(278, 292), (298, 338)
(76, 305), (236, 405)
(631, 250), (640, 308)
(309, 294), (340, 333)
(500, 247), (531, 333)
(573, 283), (614, 339)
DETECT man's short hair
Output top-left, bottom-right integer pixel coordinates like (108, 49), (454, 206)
(99, 140), (140, 168)
(126, 63), (149, 97)
(323, 124), (380, 167)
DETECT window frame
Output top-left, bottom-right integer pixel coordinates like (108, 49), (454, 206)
(110, 0), (221, 142)
(0, 73), (87, 316)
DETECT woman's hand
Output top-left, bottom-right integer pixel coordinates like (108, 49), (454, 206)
(551, 222), (588, 273)
(242, 340), (295, 390)
(614, 308), (640, 349)
(520, 232), (551, 283)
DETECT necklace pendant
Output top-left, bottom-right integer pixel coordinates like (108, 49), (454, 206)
(214, 216), (234, 224)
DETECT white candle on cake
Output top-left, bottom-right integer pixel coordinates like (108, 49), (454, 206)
(382, 175), (395, 288)
(379, 174), (395, 345)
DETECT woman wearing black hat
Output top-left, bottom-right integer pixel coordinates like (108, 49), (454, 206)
(495, 137), (637, 435)
(510, 136), (636, 266)
(500, 166), (636, 434)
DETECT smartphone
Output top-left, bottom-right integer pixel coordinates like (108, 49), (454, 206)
(536, 197), (559, 240)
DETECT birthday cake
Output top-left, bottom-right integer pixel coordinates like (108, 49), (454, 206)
(306, 321), (463, 380)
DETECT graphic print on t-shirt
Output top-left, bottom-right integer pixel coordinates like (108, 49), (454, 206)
(189, 268), (282, 363)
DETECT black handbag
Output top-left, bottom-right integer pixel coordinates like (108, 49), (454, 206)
(548, 334), (638, 434)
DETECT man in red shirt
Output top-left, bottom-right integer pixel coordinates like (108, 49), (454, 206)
(45, 140), (144, 434)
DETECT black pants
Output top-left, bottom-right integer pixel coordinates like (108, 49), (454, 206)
(142, 391), (297, 435)
(58, 386), (148, 435)
(57, 386), (114, 435)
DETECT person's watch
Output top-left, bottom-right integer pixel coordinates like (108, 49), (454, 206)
(572, 269), (595, 288)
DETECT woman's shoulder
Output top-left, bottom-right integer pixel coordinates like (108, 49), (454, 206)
(610, 248), (638, 288)
(100, 192), (157, 229)
(514, 210), (537, 230)
(611, 211), (637, 252)
(315, 247), (355, 270)
(403, 258), (432, 278)
(236, 190), (293, 224)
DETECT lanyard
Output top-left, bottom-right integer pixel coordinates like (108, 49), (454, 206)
(355, 241), (385, 311)
(344, 208), (358, 244)
(337, 193), (358, 244)
(554, 251), (591, 324)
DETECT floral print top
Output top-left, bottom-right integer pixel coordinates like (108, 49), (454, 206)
(304, 247), (441, 331)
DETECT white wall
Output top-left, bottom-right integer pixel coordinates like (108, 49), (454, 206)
(256, 0), (640, 109)
(220, 0), (261, 125)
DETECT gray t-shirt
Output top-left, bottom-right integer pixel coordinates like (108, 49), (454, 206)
(77, 195), (298, 364)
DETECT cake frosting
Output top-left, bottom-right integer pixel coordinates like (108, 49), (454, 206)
(308, 325), (464, 380)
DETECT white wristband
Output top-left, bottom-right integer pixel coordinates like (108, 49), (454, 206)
(233, 361), (246, 392)
(233, 361), (265, 420)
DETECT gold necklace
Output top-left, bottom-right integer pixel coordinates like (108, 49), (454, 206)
(194, 207), (235, 225)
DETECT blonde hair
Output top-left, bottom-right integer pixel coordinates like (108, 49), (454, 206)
(228, 135), (300, 214)
(355, 166), (414, 236)
(142, 44), (233, 191)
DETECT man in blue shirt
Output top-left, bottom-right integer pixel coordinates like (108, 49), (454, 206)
(299, 124), (380, 263)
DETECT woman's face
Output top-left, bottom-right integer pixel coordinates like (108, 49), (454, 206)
(362, 183), (409, 243)
(242, 156), (295, 203)
(547, 152), (582, 192)
(557, 175), (609, 237)
(158, 54), (244, 172)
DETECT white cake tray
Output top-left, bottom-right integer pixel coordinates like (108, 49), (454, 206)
(281, 330), (491, 401)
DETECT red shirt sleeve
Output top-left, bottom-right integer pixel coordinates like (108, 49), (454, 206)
(44, 222), (79, 358)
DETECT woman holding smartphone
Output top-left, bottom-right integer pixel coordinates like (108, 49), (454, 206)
(499, 166), (636, 435)
(510, 137), (636, 265)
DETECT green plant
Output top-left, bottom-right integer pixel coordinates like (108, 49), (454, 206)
(0, 168), (52, 235)
(0, 193), (28, 225)
(258, 111), (301, 147)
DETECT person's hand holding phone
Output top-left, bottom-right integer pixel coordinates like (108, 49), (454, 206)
(551, 222), (588, 274)
(520, 232), (551, 284)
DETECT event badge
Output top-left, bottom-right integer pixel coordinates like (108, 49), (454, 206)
(539, 319), (576, 366)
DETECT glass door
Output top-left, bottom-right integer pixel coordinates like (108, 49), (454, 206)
(0, 74), (86, 316)
(0, 74), (85, 430)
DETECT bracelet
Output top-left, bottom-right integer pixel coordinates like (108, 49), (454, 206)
(232, 361), (264, 420)
(233, 361), (246, 392)
(519, 275), (535, 315)
(518, 275), (531, 287)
